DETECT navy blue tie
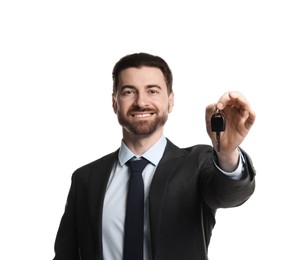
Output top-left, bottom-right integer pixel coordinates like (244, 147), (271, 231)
(123, 157), (149, 260)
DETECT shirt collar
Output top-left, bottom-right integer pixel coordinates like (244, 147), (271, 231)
(118, 135), (167, 167)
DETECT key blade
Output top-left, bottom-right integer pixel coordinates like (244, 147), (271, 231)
(216, 131), (221, 152)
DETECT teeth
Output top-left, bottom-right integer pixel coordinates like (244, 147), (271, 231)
(134, 113), (152, 117)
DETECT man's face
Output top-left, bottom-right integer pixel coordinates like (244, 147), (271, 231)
(112, 66), (174, 137)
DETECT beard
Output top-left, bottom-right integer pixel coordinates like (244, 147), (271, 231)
(117, 108), (168, 136)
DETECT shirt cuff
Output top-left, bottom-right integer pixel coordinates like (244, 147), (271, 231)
(212, 148), (246, 180)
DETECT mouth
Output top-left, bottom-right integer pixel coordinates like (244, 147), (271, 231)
(131, 112), (155, 118)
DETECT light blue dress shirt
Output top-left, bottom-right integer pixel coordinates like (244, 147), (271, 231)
(102, 136), (244, 260)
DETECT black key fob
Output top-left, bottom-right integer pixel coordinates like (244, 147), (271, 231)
(211, 112), (226, 132)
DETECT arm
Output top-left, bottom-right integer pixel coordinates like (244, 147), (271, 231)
(53, 173), (80, 260)
(202, 147), (256, 209)
(212, 148), (245, 180)
(203, 91), (256, 208)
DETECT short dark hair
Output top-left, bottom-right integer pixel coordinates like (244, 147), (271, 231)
(112, 52), (173, 95)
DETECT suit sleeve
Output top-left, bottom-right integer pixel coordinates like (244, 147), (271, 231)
(53, 172), (80, 260)
(201, 148), (256, 209)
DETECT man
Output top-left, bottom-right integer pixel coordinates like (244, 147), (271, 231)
(53, 52), (256, 260)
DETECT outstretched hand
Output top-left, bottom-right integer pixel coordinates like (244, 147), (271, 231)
(205, 91), (256, 170)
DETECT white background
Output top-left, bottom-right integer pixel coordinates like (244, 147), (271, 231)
(1, 0), (302, 259)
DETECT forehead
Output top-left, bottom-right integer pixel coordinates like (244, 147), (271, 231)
(118, 66), (166, 87)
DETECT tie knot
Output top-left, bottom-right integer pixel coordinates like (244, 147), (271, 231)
(127, 157), (149, 174)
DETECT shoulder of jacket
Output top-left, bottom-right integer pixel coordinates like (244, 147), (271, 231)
(73, 149), (119, 175)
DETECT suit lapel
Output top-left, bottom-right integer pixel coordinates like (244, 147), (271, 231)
(88, 150), (118, 259)
(149, 139), (186, 255)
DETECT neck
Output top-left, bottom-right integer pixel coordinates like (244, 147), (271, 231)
(122, 128), (164, 155)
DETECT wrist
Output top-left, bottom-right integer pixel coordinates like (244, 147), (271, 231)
(216, 148), (240, 172)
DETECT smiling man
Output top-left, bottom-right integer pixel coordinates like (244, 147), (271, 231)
(53, 52), (256, 260)
(113, 66), (174, 153)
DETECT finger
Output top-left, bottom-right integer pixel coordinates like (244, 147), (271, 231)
(229, 91), (251, 110)
(229, 92), (255, 121)
(216, 92), (229, 110)
(205, 103), (217, 114)
(245, 109), (256, 130)
(217, 91), (248, 110)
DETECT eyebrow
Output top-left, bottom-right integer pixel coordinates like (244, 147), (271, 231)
(120, 85), (136, 90)
(146, 84), (162, 90)
(120, 84), (162, 91)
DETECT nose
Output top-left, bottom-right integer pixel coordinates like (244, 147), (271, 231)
(133, 92), (148, 108)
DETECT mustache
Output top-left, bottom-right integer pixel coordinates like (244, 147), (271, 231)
(128, 107), (158, 113)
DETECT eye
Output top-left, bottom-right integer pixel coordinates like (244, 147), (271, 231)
(148, 89), (159, 95)
(121, 88), (135, 96)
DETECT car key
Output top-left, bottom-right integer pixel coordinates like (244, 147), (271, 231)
(211, 110), (226, 152)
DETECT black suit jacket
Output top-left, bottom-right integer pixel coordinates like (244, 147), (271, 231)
(53, 139), (256, 260)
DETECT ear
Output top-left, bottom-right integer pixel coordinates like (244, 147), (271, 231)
(168, 92), (174, 113)
(112, 94), (118, 114)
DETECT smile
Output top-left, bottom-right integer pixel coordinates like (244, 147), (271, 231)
(132, 113), (154, 117)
